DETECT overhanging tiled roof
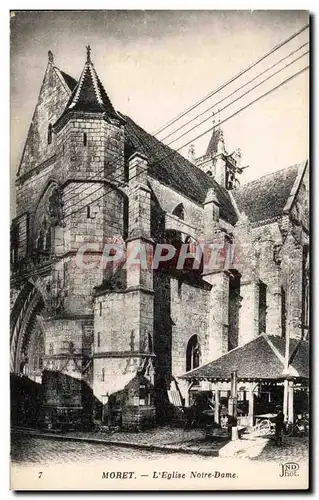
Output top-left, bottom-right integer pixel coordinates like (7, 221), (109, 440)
(180, 335), (309, 381)
(121, 114), (238, 225)
(64, 61), (118, 116)
(232, 164), (302, 224)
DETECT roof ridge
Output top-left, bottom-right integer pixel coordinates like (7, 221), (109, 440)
(68, 62), (89, 109)
(181, 335), (263, 377)
(121, 113), (231, 192)
(89, 64), (104, 106)
(234, 163), (302, 191)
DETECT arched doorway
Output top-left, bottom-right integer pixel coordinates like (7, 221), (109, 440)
(11, 283), (46, 382)
(186, 335), (201, 372)
(10, 283), (46, 427)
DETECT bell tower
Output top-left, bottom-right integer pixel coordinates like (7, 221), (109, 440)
(194, 119), (244, 189)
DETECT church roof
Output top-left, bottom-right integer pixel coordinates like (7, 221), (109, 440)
(180, 335), (309, 382)
(121, 113), (238, 225)
(63, 49), (118, 117)
(60, 71), (77, 91)
(232, 163), (302, 224)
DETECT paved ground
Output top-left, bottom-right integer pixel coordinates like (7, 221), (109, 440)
(11, 426), (308, 463)
(11, 434), (220, 465)
(252, 435), (309, 463)
(12, 426), (228, 456)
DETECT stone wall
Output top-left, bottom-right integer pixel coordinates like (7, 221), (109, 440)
(17, 62), (71, 181)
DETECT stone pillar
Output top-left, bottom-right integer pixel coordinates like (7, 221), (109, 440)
(238, 280), (259, 346)
(126, 151), (154, 362)
(266, 268), (282, 337)
(202, 271), (230, 361)
(203, 189), (220, 241)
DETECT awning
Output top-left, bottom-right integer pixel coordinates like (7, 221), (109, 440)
(180, 334), (309, 382)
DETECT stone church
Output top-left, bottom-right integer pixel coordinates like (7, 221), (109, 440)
(10, 48), (309, 429)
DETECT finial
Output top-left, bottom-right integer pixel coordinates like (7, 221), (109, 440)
(188, 143), (196, 163)
(86, 45), (92, 63)
(48, 50), (54, 64)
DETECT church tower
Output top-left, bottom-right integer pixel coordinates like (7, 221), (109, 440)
(42, 47), (127, 426)
(194, 120), (243, 189)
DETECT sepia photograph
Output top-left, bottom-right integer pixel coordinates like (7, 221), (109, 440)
(9, 9), (309, 490)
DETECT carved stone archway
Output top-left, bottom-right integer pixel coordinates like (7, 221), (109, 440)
(10, 282), (46, 381)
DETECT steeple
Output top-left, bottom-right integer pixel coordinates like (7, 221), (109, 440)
(206, 119), (225, 157)
(64, 46), (118, 117)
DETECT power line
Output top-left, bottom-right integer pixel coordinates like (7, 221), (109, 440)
(63, 65), (308, 221)
(160, 42), (309, 143)
(166, 50), (309, 147)
(62, 45), (308, 209)
(62, 28), (309, 204)
(154, 23), (309, 137)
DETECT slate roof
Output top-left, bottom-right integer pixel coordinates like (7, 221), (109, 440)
(64, 60), (118, 116)
(232, 164), (301, 224)
(121, 113), (238, 224)
(53, 62), (303, 229)
(60, 70), (77, 91)
(180, 335), (309, 381)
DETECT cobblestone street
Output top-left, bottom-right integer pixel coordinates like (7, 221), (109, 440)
(11, 428), (309, 465)
(11, 434), (218, 465)
(252, 436), (309, 463)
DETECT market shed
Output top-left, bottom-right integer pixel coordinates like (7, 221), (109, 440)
(180, 334), (309, 425)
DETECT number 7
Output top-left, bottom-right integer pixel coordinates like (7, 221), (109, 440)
(38, 472), (42, 478)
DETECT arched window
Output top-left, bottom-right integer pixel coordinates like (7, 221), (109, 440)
(186, 335), (201, 372)
(83, 132), (87, 147)
(172, 203), (185, 220)
(47, 123), (53, 145)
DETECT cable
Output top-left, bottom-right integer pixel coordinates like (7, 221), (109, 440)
(63, 65), (308, 221)
(154, 23), (309, 137)
(62, 45), (309, 208)
(62, 29), (309, 204)
(166, 50), (309, 147)
(160, 42), (309, 143)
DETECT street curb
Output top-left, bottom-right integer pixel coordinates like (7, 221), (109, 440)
(11, 428), (220, 457)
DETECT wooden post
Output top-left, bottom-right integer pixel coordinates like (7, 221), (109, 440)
(229, 371), (238, 440)
(247, 384), (254, 427)
(214, 389), (220, 424)
(283, 257), (291, 422)
(229, 370), (238, 417)
(283, 379), (289, 421)
(288, 380), (294, 424)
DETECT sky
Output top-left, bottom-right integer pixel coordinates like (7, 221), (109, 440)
(10, 10), (309, 216)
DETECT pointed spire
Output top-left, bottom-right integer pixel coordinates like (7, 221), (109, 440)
(217, 128), (225, 155)
(64, 46), (118, 117)
(206, 109), (226, 157)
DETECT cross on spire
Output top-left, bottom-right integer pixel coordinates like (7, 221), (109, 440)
(86, 45), (92, 63)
